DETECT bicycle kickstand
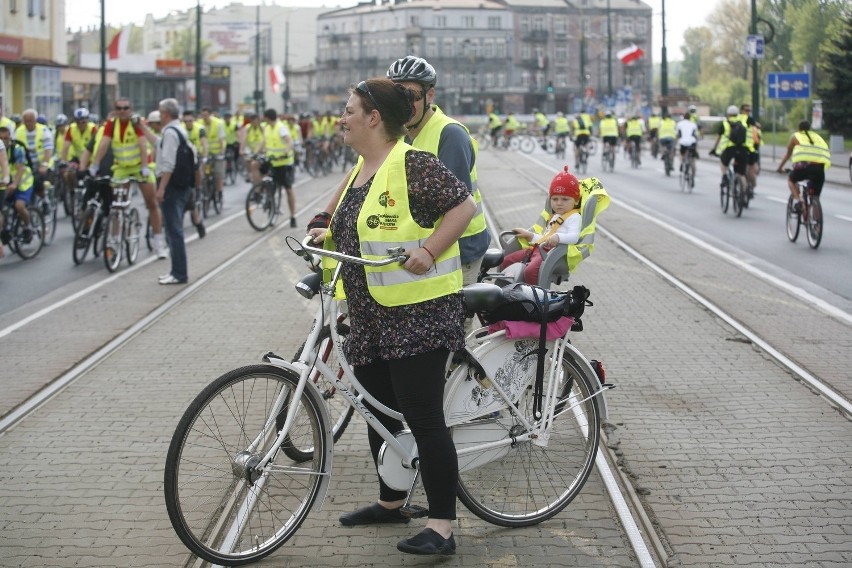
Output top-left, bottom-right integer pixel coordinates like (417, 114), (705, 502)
(399, 468), (429, 519)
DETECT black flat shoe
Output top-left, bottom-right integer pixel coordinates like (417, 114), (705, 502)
(339, 503), (410, 526)
(397, 528), (456, 555)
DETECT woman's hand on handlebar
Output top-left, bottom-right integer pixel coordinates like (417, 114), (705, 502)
(306, 228), (327, 245)
(403, 247), (433, 275)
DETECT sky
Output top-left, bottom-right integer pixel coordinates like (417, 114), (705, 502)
(66, 0), (722, 61)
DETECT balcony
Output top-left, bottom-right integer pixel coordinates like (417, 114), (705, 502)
(519, 57), (546, 70)
(523, 29), (548, 43)
(405, 26), (423, 38)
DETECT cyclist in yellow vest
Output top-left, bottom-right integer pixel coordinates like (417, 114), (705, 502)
(554, 111), (570, 137)
(738, 102), (759, 194)
(658, 112), (677, 156)
(776, 120), (831, 213)
(89, 97), (166, 258)
(571, 111), (592, 169)
(201, 108), (226, 205)
(488, 110), (503, 145)
(223, 112), (240, 180)
(533, 108), (551, 139)
(240, 112), (264, 164)
(16, 109), (53, 198)
(61, 108), (98, 192)
(182, 110), (208, 194)
(599, 111), (620, 159)
(255, 108), (295, 227)
(307, 79), (475, 554)
(1, 125), (35, 241)
(624, 113), (644, 163)
(709, 105), (749, 190)
(53, 114), (69, 168)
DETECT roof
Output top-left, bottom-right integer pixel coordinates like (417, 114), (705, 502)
(323, 0), (507, 17)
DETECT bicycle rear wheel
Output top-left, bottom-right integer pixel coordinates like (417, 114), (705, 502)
(245, 182), (273, 231)
(733, 177), (744, 217)
(164, 365), (329, 566)
(806, 196), (822, 249)
(13, 207), (45, 259)
(42, 197), (58, 246)
(720, 179), (730, 213)
(72, 207), (96, 265)
(456, 351), (601, 527)
(518, 136), (536, 154)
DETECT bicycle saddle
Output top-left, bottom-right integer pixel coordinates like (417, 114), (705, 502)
(480, 248), (505, 272)
(460, 283), (504, 315)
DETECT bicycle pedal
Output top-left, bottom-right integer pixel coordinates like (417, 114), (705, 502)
(399, 505), (429, 519)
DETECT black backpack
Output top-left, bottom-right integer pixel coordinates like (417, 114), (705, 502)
(727, 119), (747, 146)
(164, 126), (197, 189)
(9, 139), (35, 173)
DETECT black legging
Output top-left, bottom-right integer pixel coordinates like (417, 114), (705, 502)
(354, 348), (458, 520)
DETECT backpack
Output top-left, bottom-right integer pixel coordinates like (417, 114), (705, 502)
(164, 126), (197, 189)
(727, 119), (747, 146)
(577, 116), (586, 130)
(9, 139), (35, 173)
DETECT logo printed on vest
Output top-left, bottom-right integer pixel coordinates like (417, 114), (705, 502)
(366, 213), (399, 230)
(378, 191), (395, 207)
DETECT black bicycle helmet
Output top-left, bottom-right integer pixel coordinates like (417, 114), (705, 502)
(387, 55), (437, 88)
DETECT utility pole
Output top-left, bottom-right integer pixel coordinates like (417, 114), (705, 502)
(283, 19), (290, 114)
(751, 0), (759, 123)
(195, 1), (202, 113)
(100, 0), (107, 116)
(606, 0), (612, 97)
(661, 0), (669, 114)
(254, 5), (260, 115)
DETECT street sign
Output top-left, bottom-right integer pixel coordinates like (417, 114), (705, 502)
(767, 72), (811, 100)
(746, 34), (765, 59)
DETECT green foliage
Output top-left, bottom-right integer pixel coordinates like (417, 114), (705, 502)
(692, 78), (751, 115)
(817, 13), (852, 135)
(679, 27), (713, 87)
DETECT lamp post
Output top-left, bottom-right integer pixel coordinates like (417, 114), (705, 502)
(750, 0), (759, 123)
(661, 0), (669, 113)
(99, 0), (106, 117)
(254, 5), (260, 114)
(195, 1), (202, 113)
(606, 0), (612, 97)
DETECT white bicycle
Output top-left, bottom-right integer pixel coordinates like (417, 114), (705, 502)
(164, 236), (613, 566)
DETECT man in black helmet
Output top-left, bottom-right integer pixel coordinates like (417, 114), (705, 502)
(308, 55), (489, 288)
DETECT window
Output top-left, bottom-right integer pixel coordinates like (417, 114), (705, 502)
(483, 40), (494, 58)
(488, 16), (501, 30)
(10, 0), (17, 14)
(462, 16), (474, 29)
(620, 19), (634, 35)
(520, 16), (529, 33)
(425, 38), (438, 57)
(434, 15), (446, 28)
(636, 18), (647, 35)
(555, 46), (568, 62)
(410, 15), (419, 26)
(31, 67), (61, 121)
(533, 17), (545, 31)
(442, 38), (454, 58)
(554, 18), (567, 36)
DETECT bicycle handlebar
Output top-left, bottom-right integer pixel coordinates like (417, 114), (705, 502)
(291, 235), (408, 267)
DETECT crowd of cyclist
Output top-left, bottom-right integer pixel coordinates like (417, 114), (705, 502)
(0, 100), (348, 261)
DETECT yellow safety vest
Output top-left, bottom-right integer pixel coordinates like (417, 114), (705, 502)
(535, 112), (549, 128)
(572, 113), (592, 136)
(554, 116), (570, 134)
(505, 115), (521, 130)
(205, 116), (225, 155)
(263, 120), (293, 167)
(488, 113), (502, 129)
(791, 131), (831, 170)
(0, 116), (14, 131)
(736, 114), (756, 151)
(411, 106), (486, 239)
(658, 118), (677, 139)
(224, 118), (238, 145)
(107, 119), (143, 168)
(719, 118), (750, 152)
(626, 118), (643, 137)
(15, 123), (49, 165)
(311, 118), (323, 138)
(68, 122), (96, 160)
(599, 118), (619, 137)
(326, 139), (462, 307)
(288, 122), (302, 144)
(648, 116), (661, 131)
(186, 122), (204, 154)
(9, 142), (34, 192)
(245, 125), (264, 153)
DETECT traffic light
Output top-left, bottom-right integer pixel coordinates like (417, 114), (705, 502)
(547, 81), (554, 93)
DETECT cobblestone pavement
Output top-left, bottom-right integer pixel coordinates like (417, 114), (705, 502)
(1, 150), (850, 567)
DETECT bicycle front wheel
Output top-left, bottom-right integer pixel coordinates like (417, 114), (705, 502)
(732, 177), (744, 218)
(72, 207), (95, 265)
(125, 208), (142, 265)
(786, 195), (801, 242)
(806, 196), (823, 249)
(14, 207), (45, 259)
(456, 351), (601, 527)
(102, 211), (123, 272)
(245, 182), (273, 231)
(164, 365), (329, 566)
(518, 136), (536, 154)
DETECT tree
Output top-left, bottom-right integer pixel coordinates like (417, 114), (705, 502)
(679, 27), (713, 87)
(705, 0), (753, 81)
(817, 13), (852, 134)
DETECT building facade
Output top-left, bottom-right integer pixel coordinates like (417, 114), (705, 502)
(316, 0), (652, 116)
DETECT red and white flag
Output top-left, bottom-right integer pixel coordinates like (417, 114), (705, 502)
(617, 44), (644, 65)
(268, 65), (285, 94)
(107, 25), (132, 60)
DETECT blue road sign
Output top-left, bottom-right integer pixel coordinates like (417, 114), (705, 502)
(767, 72), (811, 100)
(746, 35), (765, 59)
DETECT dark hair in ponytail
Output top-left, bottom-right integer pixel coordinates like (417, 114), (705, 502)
(351, 78), (417, 140)
(798, 120), (814, 144)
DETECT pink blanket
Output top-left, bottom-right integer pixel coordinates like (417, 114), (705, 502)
(487, 316), (575, 340)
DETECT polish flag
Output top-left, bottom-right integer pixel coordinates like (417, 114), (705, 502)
(617, 44), (644, 65)
(268, 65), (285, 94)
(107, 25), (132, 60)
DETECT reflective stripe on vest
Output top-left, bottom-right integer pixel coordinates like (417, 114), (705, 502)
(69, 122), (96, 158)
(326, 139), (462, 307)
(264, 121), (293, 166)
(566, 177), (610, 271)
(626, 119), (643, 137)
(599, 118), (619, 137)
(554, 116), (570, 134)
(109, 119), (142, 168)
(16, 123), (47, 165)
(791, 131), (831, 169)
(658, 118), (676, 139)
(246, 126), (264, 153)
(224, 118), (238, 144)
(411, 106), (486, 239)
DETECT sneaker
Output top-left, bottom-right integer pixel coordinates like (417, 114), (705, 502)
(792, 201), (802, 213)
(397, 529), (456, 555)
(339, 503), (410, 527)
(156, 245), (169, 260)
(196, 222), (206, 239)
(290, 217), (297, 228)
(22, 228), (33, 244)
(158, 274), (187, 285)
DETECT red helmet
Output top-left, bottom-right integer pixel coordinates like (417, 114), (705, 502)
(549, 166), (580, 200)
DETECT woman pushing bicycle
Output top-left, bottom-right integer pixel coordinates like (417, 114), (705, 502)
(776, 120), (831, 213)
(307, 77), (475, 555)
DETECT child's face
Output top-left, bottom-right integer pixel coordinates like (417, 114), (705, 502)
(550, 195), (576, 214)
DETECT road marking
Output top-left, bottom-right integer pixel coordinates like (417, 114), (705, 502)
(836, 214), (852, 223)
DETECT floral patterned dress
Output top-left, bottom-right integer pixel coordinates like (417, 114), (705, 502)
(330, 150), (470, 366)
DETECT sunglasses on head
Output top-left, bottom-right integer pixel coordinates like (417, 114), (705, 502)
(356, 81), (381, 114)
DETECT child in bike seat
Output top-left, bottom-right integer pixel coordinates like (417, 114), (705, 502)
(500, 166), (581, 285)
